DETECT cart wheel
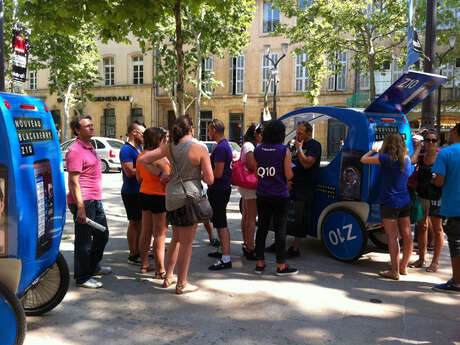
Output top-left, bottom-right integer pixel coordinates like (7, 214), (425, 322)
(321, 208), (367, 262)
(0, 281), (26, 345)
(101, 160), (109, 173)
(22, 252), (69, 316)
(368, 227), (389, 250)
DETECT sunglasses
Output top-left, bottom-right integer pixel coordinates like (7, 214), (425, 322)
(424, 138), (437, 143)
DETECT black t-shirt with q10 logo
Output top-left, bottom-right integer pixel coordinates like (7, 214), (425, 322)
(290, 138), (322, 192)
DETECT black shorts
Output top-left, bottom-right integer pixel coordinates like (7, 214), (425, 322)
(139, 193), (166, 214)
(167, 205), (195, 227)
(445, 217), (460, 258)
(121, 193), (142, 221)
(207, 188), (231, 229)
(380, 203), (410, 220)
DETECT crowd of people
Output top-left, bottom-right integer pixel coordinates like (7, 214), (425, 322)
(65, 113), (460, 295)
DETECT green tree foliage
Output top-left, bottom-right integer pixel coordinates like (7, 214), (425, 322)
(272, 0), (407, 103)
(22, 0), (255, 118)
(28, 25), (101, 141)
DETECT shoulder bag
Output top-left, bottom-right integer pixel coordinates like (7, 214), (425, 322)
(170, 144), (213, 223)
(231, 155), (258, 190)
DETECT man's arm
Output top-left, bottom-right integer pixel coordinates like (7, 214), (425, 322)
(432, 174), (445, 187)
(297, 150), (317, 169)
(121, 162), (136, 178)
(213, 162), (225, 179)
(68, 172), (86, 223)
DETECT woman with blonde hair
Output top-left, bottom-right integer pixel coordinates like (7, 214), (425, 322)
(140, 116), (213, 294)
(361, 133), (413, 280)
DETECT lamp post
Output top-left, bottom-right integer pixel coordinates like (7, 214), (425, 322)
(436, 35), (456, 136)
(263, 43), (288, 120)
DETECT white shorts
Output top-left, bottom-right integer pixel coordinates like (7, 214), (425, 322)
(238, 186), (257, 200)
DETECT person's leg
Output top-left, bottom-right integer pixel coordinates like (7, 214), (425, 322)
(255, 196), (272, 268)
(127, 219), (141, 257)
(411, 209), (428, 267)
(427, 216), (444, 272)
(203, 220), (215, 242)
(245, 198), (257, 251)
(164, 226), (180, 279)
(272, 197), (289, 268)
(241, 198), (248, 248)
(153, 212), (167, 274)
(139, 210), (154, 269)
(397, 216), (413, 272)
(382, 217), (400, 275)
(70, 203), (94, 284)
(90, 200), (109, 273)
(210, 189), (231, 258)
(444, 218), (460, 285)
(176, 224), (198, 286)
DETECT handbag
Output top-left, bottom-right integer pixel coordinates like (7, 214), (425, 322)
(170, 144), (213, 223)
(231, 156), (257, 189)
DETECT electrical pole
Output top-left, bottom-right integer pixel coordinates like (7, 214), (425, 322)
(420, 0), (437, 129)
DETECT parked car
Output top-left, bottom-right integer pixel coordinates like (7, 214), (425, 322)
(202, 141), (241, 161)
(60, 136), (124, 173)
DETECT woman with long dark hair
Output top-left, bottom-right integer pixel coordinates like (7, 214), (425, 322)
(409, 130), (443, 272)
(140, 116), (214, 294)
(136, 127), (170, 276)
(253, 120), (297, 276)
(361, 133), (413, 280)
(238, 123), (258, 260)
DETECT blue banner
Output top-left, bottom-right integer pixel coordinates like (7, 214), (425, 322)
(365, 70), (447, 114)
(406, 0), (421, 69)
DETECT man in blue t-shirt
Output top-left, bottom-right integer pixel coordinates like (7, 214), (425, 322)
(120, 121), (145, 265)
(207, 119), (234, 271)
(432, 123), (460, 294)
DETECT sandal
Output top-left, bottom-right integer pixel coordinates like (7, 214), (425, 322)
(378, 270), (400, 280)
(162, 276), (177, 288)
(409, 259), (425, 268)
(154, 271), (166, 279)
(140, 265), (154, 274)
(399, 267), (408, 275)
(175, 282), (200, 295)
(426, 262), (439, 273)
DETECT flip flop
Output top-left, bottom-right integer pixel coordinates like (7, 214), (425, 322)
(426, 262), (439, 273)
(378, 270), (400, 280)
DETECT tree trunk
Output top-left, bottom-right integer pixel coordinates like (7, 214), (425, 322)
(193, 7), (205, 140)
(174, 0), (185, 116)
(368, 54), (376, 102)
(63, 82), (73, 141)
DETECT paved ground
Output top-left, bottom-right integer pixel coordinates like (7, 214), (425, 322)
(24, 172), (459, 345)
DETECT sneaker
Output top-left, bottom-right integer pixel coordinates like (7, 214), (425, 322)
(265, 242), (276, 252)
(254, 265), (265, 274)
(210, 238), (220, 247)
(276, 264), (298, 276)
(128, 255), (141, 265)
(432, 279), (460, 294)
(286, 247), (300, 259)
(77, 278), (103, 289)
(94, 266), (112, 276)
(208, 260), (232, 270)
(208, 251), (222, 259)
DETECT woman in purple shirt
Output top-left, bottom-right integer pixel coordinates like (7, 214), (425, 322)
(253, 120), (298, 276)
(361, 133), (413, 280)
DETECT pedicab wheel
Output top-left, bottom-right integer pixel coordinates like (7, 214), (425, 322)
(22, 252), (69, 316)
(368, 227), (389, 250)
(321, 208), (367, 262)
(0, 281), (26, 345)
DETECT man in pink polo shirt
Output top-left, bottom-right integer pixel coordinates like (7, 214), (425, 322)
(67, 115), (110, 289)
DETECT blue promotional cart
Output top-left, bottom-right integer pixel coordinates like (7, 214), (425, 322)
(0, 93), (68, 345)
(279, 71), (446, 262)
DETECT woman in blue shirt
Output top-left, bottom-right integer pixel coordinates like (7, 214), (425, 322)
(361, 133), (413, 280)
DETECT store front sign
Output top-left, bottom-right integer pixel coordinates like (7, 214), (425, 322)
(94, 96), (130, 102)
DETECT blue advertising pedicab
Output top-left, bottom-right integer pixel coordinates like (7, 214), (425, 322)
(279, 70), (446, 262)
(0, 93), (69, 345)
